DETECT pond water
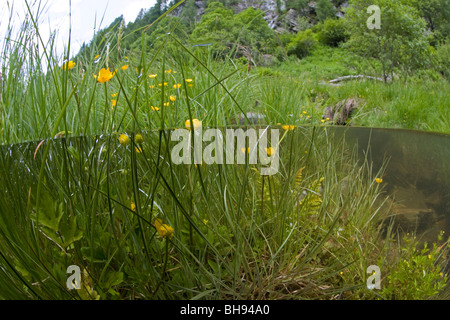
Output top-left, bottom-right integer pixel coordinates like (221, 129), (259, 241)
(334, 126), (450, 245)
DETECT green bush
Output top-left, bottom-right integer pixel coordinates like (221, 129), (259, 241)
(286, 29), (317, 59)
(315, 18), (349, 47)
(435, 41), (450, 80)
(190, 2), (277, 63)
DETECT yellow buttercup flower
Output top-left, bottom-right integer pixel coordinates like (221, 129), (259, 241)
(111, 93), (118, 98)
(158, 82), (168, 86)
(173, 83), (181, 89)
(169, 95), (176, 102)
(185, 119), (201, 131)
(151, 106), (160, 111)
(149, 74), (157, 78)
(165, 69), (172, 73)
(135, 146), (143, 153)
(62, 60), (76, 70)
(281, 125), (295, 131)
(153, 218), (174, 239)
(185, 78), (193, 82)
(131, 202), (136, 212)
(111, 99), (117, 107)
(375, 178), (383, 184)
(118, 133), (130, 146)
(93, 68), (116, 83)
(135, 134), (144, 144)
(241, 147), (250, 154)
(121, 64), (129, 70)
(265, 147), (275, 156)
(163, 102), (170, 107)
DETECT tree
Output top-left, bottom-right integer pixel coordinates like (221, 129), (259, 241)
(345, 0), (434, 81)
(316, 0), (336, 22)
(181, 0), (197, 31)
(411, 0), (450, 43)
(190, 2), (278, 62)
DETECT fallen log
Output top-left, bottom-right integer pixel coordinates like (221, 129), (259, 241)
(329, 75), (385, 83)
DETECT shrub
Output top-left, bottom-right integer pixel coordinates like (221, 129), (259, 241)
(435, 41), (450, 80)
(286, 29), (317, 59)
(315, 18), (349, 47)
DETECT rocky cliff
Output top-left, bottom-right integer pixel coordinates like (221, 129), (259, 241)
(171, 0), (348, 33)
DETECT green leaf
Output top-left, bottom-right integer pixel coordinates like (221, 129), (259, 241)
(81, 247), (107, 263)
(30, 193), (63, 232)
(58, 215), (83, 248)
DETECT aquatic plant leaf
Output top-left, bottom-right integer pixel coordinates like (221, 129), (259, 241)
(58, 215), (83, 248)
(30, 193), (63, 232)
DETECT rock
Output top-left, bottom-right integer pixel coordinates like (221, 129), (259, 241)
(388, 207), (437, 234)
(230, 112), (266, 125)
(323, 98), (359, 125)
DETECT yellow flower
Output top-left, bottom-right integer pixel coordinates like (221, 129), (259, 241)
(320, 119), (325, 123)
(93, 68), (115, 83)
(111, 93), (118, 98)
(158, 82), (168, 86)
(185, 78), (193, 82)
(153, 218), (174, 239)
(151, 106), (160, 111)
(187, 84), (194, 87)
(173, 83), (181, 89)
(241, 147), (250, 154)
(185, 119), (201, 131)
(265, 147), (275, 156)
(62, 60), (76, 70)
(118, 133), (130, 146)
(302, 111), (307, 114)
(203, 219), (208, 225)
(375, 178), (383, 184)
(163, 102), (170, 107)
(131, 202), (136, 212)
(165, 69), (172, 73)
(281, 125), (295, 131)
(111, 99), (118, 107)
(149, 85), (155, 89)
(149, 74), (157, 78)
(135, 146), (143, 153)
(94, 54), (100, 60)
(194, 162), (203, 168)
(135, 134), (144, 144)
(121, 64), (129, 70)
(169, 95), (176, 102)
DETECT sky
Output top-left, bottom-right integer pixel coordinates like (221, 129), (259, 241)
(0, 0), (157, 58)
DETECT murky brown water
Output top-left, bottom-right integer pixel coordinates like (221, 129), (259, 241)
(334, 126), (450, 245)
